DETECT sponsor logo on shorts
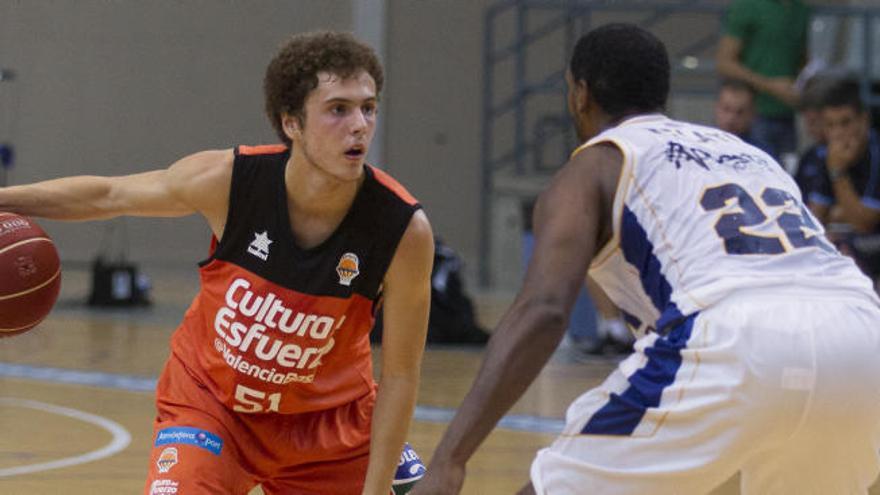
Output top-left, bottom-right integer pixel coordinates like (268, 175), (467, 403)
(156, 447), (178, 474)
(155, 427), (223, 456)
(150, 478), (179, 494)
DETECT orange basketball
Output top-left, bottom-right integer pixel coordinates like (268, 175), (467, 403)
(0, 212), (61, 337)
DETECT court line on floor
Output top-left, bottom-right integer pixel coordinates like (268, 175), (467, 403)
(0, 362), (565, 434)
(0, 397), (131, 477)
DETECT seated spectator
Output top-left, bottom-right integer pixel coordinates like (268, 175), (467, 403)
(800, 75), (831, 146)
(802, 76), (880, 284)
(794, 71), (834, 193)
(715, 79), (757, 143)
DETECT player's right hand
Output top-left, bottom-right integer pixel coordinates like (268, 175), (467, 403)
(409, 460), (465, 495)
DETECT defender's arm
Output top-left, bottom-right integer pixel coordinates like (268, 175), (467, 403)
(411, 143), (622, 495)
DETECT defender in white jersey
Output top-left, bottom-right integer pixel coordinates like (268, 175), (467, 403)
(413, 23), (880, 495)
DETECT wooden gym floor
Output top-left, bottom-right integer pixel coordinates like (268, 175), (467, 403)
(0, 267), (877, 494)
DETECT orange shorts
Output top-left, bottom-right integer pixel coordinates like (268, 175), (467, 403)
(144, 354), (374, 495)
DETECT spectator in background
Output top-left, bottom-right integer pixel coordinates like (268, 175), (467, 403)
(714, 79), (757, 143)
(800, 74), (832, 147)
(794, 71), (837, 194)
(717, 0), (810, 160)
(803, 76), (880, 284)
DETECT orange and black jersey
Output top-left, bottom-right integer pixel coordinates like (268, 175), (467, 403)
(170, 145), (421, 414)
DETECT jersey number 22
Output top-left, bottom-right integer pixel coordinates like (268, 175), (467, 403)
(700, 183), (833, 255)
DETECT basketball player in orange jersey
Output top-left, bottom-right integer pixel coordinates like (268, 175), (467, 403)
(0, 31), (433, 495)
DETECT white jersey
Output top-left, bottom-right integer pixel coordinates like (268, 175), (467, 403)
(583, 114), (877, 335)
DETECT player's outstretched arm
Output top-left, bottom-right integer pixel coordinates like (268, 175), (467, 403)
(411, 144), (622, 495)
(0, 149), (232, 228)
(363, 210), (434, 495)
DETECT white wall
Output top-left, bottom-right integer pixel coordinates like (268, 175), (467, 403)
(0, 1), (351, 265)
(384, 0), (493, 283)
(0, 1), (733, 290)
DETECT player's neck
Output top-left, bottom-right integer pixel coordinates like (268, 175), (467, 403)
(606, 110), (657, 129)
(284, 154), (363, 219)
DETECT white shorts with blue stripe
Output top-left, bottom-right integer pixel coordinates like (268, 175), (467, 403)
(531, 290), (880, 495)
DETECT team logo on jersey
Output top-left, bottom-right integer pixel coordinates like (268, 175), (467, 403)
(156, 447), (178, 473)
(336, 252), (360, 286)
(247, 231), (273, 261)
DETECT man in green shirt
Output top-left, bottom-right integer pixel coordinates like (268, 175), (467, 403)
(717, 0), (810, 160)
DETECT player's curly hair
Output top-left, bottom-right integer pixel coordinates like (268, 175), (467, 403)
(264, 31), (384, 145)
(570, 23), (669, 117)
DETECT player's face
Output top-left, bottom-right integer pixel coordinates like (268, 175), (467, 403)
(715, 88), (754, 137)
(822, 105), (869, 149)
(287, 70), (378, 182)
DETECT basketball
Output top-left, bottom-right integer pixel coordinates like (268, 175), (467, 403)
(0, 212), (61, 337)
(392, 443), (426, 494)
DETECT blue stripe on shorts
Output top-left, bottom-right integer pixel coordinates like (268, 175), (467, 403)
(581, 313), (697, 435)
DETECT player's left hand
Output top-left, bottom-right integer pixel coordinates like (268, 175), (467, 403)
(409, 460), (465, 495)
